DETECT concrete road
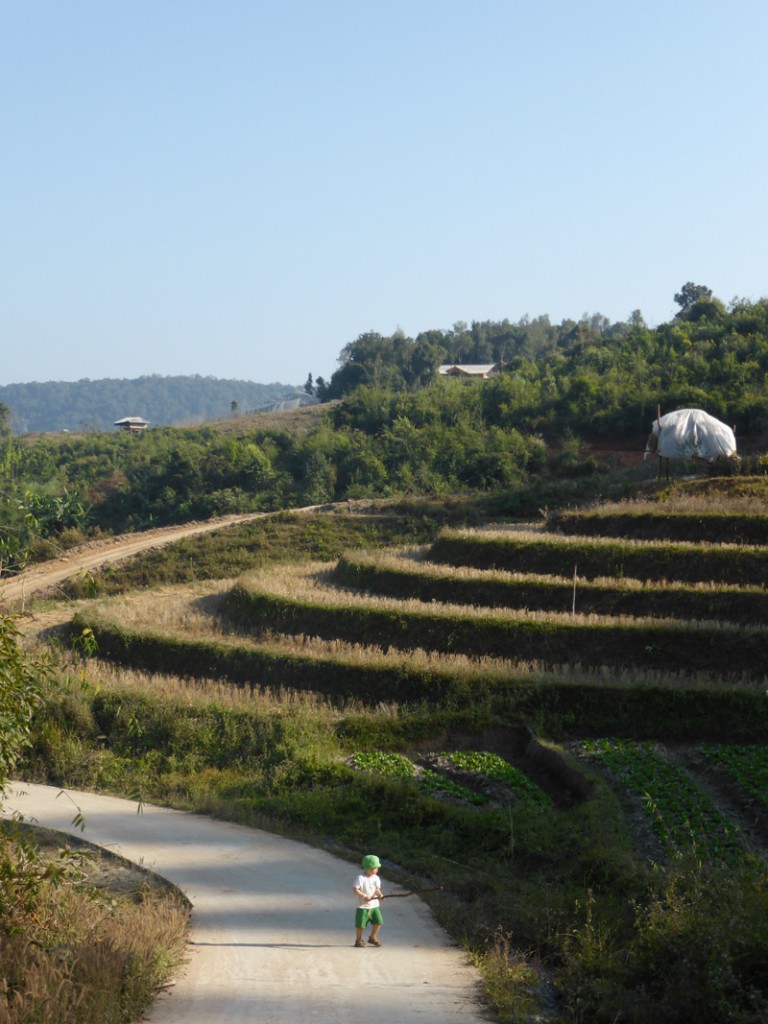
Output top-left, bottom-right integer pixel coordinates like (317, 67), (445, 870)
(2, 783), (487, 1024)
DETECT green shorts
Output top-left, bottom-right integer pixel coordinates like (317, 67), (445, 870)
(355, 906), (383, 929)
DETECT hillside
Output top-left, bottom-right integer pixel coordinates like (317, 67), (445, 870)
(1, 375), (311, 434)
(10, 487), (768, 1023)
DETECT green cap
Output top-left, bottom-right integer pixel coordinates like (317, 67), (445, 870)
(361, 854), (381, 869)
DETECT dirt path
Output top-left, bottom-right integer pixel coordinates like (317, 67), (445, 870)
(2, 783), (486, 1024)
(0, 511), (282, 609)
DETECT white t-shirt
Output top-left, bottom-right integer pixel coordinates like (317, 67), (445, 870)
(354, 872), (382, 908)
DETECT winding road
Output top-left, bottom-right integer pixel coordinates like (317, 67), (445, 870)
(3, 784), (486, 1024)
(1, 516), (487, 1022)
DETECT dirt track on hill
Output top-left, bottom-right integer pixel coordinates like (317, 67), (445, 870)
(0, 509), (313, 611)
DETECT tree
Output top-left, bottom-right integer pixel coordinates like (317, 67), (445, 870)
(300, 450), (335, 504)
(406, 336), (444, 388)
(674, 282), (713, 315)
(304, 374), (314, 397)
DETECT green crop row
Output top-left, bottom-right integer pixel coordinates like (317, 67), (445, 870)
(350, 751), (489, 805)
(441, 751), (550, 809)
(418, 769), (488, 805)
(581, 738), (747, 864)
(351, 751), (414, 777)
(351, 748), (549, 808)
(333, 551), (768, 626)
(701, 744), (768, 809)
(427, 528), (768, 585)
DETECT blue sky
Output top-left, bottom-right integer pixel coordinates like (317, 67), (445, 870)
(2, 0), (766, 387)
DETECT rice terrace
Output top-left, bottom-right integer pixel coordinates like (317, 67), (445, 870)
(3, 469), (768, 1023)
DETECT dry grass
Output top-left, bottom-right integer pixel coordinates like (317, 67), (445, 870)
(233, 561), (768, 635)
(0, 832), (189, 1024)
(568, 495), (768, 515)
(65, 582), (765, 694)
(202, 401), (331, 437)
(442, 524), (768, 553)
(339, 546), (768, 596)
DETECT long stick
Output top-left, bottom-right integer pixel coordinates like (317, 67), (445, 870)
(381, 886), (443, 899)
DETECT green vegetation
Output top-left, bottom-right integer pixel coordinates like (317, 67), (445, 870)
(580, 739), (747, 864)
(314, 293), (768, 445)
(701, 744), (768, 810)
(350, 290), (768, 455)
(0, 620), (189, 1023)
(441, 751), (551, 809)
(3, 283), (768, 582)
(5, 284), (768, 1021)
(0, 617), (47, 788)
(351, 752), (415, 777)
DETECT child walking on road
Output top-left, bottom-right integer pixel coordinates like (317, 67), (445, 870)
(353, 854), (383, 947)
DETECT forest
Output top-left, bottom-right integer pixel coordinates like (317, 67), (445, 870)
(2, 283), (767, 577)
(312, 283), (768, 436)
(0, 374), (307, 435)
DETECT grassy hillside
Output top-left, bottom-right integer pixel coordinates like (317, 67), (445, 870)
(15, 483), (768, 1024)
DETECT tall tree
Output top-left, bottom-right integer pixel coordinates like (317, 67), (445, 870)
(674, 282), (713, 315)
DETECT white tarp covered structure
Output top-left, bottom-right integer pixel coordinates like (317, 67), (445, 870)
(644, 408), (737, 463)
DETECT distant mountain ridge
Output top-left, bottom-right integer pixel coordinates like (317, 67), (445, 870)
(1, 375), (309, 434)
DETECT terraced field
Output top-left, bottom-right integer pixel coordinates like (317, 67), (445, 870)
(67, 513), (768, 855)
(58, 502), (768, 1022)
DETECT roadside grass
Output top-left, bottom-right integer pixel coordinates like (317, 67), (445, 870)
(0, 825), (189, 1024)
